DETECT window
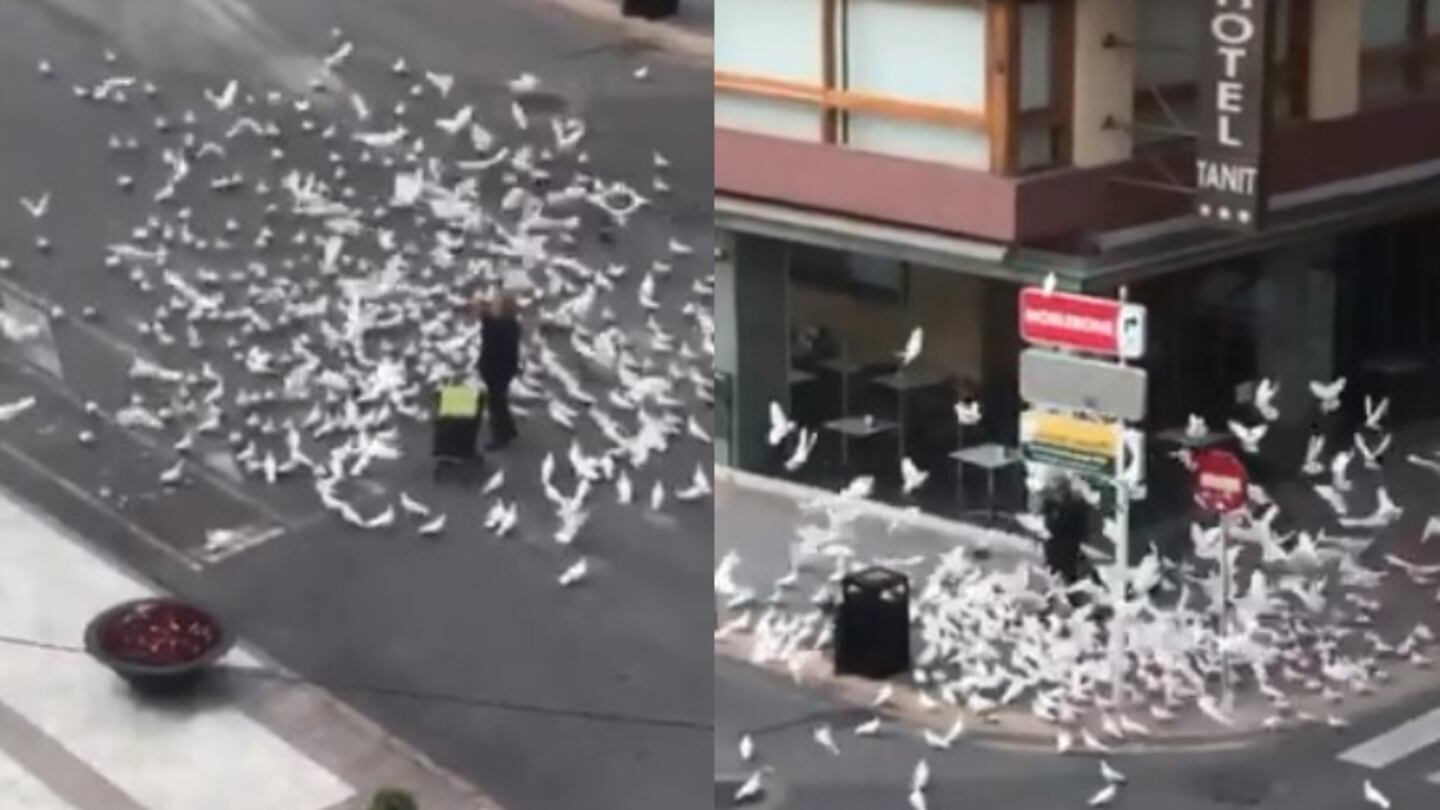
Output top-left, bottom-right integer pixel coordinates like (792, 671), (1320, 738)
(1361, 0), (1440, 107)
(789, 244), (908, 302)
(714, 0), (826, 139)
(839, 0), (989, 166)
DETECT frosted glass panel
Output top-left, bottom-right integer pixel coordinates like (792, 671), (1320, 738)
(1362, 0), (1409, 49)
(715, 93), (823, 141)
(846, 115), (989, 167)
(1137, 0), (1201, 87)
(715, 0), (823, 83)
(1019, 1), (1053, 111)
(1017, 122), (1055, 171)
(844, 0), (986, 109)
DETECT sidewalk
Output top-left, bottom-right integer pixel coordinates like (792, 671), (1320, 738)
(715, 466), (1440, 753)
(539, 0), (712, 61)
(0, 484), (495, 810)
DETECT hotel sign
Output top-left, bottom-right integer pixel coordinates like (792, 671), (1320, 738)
(1195, 0), (1275, 231)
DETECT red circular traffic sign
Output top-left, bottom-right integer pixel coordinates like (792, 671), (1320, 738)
(1194, 449), (1248, 514)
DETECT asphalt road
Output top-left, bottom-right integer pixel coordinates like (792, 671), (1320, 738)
(718, 657), (1440, 809)
(0, 1), (712, 809)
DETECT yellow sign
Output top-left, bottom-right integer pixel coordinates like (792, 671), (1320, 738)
(1020, 411), (1121, 475)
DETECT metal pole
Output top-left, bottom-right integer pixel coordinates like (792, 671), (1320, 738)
(1220, 512), (1235, 713)
(1109, 286), (1132, 707)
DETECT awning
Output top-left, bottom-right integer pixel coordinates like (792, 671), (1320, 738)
(715, 196), (1076, 288)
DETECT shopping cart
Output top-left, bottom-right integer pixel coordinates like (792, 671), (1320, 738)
(432, 383), (485, 480)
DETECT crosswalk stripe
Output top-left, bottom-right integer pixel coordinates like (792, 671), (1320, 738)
(0, 487), (353, 810)
(0, 745), (79, 810)
(1338, 705), (1440, 769)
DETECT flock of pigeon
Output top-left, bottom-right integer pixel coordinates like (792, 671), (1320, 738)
(1, 33), (714, 587)
(719, 321), (1440, 807)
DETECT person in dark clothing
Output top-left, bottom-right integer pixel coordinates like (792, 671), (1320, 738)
(476, 292), (522, 449)
(1041, 476), (1088, 586)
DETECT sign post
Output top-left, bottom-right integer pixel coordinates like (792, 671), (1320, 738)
(1195, 0), (1276, 230)
(1194, 448), (1249, 712)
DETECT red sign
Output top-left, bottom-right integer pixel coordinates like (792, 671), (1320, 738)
(1019, 288), (1147, 359)
(1194, 449), (1248, 514)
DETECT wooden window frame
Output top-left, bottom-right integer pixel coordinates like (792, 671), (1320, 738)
(713, 0), (1074, 175)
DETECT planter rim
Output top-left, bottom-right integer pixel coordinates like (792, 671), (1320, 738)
(84, 597), (234, 675)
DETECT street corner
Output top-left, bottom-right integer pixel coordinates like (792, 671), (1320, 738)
(717, 620), (1440, 759)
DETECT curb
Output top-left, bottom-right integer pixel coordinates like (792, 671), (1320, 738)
(717, 631), (1440, 756)
(538, 0), (712, 63)
(716, 466), (1041, 559)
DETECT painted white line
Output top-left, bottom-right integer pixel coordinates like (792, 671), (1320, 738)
(0, 437), (203, 573)
(0, 486), (352, 810)
(1338, 705), (1440, 769)
(0, 745), (79, 810)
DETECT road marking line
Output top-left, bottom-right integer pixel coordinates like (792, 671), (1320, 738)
(0, 436), (203, 572)
(0, 486), (353, 810)
(1338, 705), (1440, 769)
(0, 348), (301, 531)
(0, 744), (79, 810)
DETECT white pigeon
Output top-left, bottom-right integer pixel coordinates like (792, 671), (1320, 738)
(436, 105), (474, 135)
(898, 327), (923, 367)
(1088, 783), (1118, 807)
(204, 79), (238, 111)
(911, 759), (930, 794)
(1364, 395), (1390, 431)
(1301, 434), (1326, 476)
(557, 558), (588, 587)
(738, 734), (755, 762)
(954, 399), (981, 426)
(616, 472), (634, 504)
(508, 73), (540, 93)
(0, 397), (37, 422)
(1331, 449), (1354, 491)
(424, 71), (455, 97)
(783, 429), (819, 472)
(159, 460), (184, 486)
(908, 788), (929, 810)
(1355, 431), (1391, 470)
(1100, 760), (1127, 784)
(923, 716), (965, 749)
(733, 769), (765, 804)
(364, 505), (396, 530)
(871, 683), (894, 707)
(676, 465), (711, 501)
(417, 514), (446, 537)
(768, 401), (797, 446)
(399, 492), (431, 517)
(650, 481), (665, 511)
(19, 192), (50, 219)
(1254, 378), (1280, 421)
(1185, 414), (1208, 440)
(854, 716), (881, 736)
(1310, 377), (1345, 413)
(1229, 420), (1267, 454)
(1423, 515), (1440, 543)
(481, 469), (505, 495)
(634, 64), (650, 80)
(901, 457), (929, 496)
(812, 724), (840, 755)
(1362, 779), (1390, 809)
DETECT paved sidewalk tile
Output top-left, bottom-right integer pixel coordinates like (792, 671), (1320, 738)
(0, 485), (496, 810)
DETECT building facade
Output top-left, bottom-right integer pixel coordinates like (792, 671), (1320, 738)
(715, 0), (1440, 523)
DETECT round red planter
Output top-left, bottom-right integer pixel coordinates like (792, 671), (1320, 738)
(84, 598), (234, 695)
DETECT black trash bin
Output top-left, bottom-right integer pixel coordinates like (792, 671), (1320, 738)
(622, 0), (679, 19)
(833, 566), (910, 679)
